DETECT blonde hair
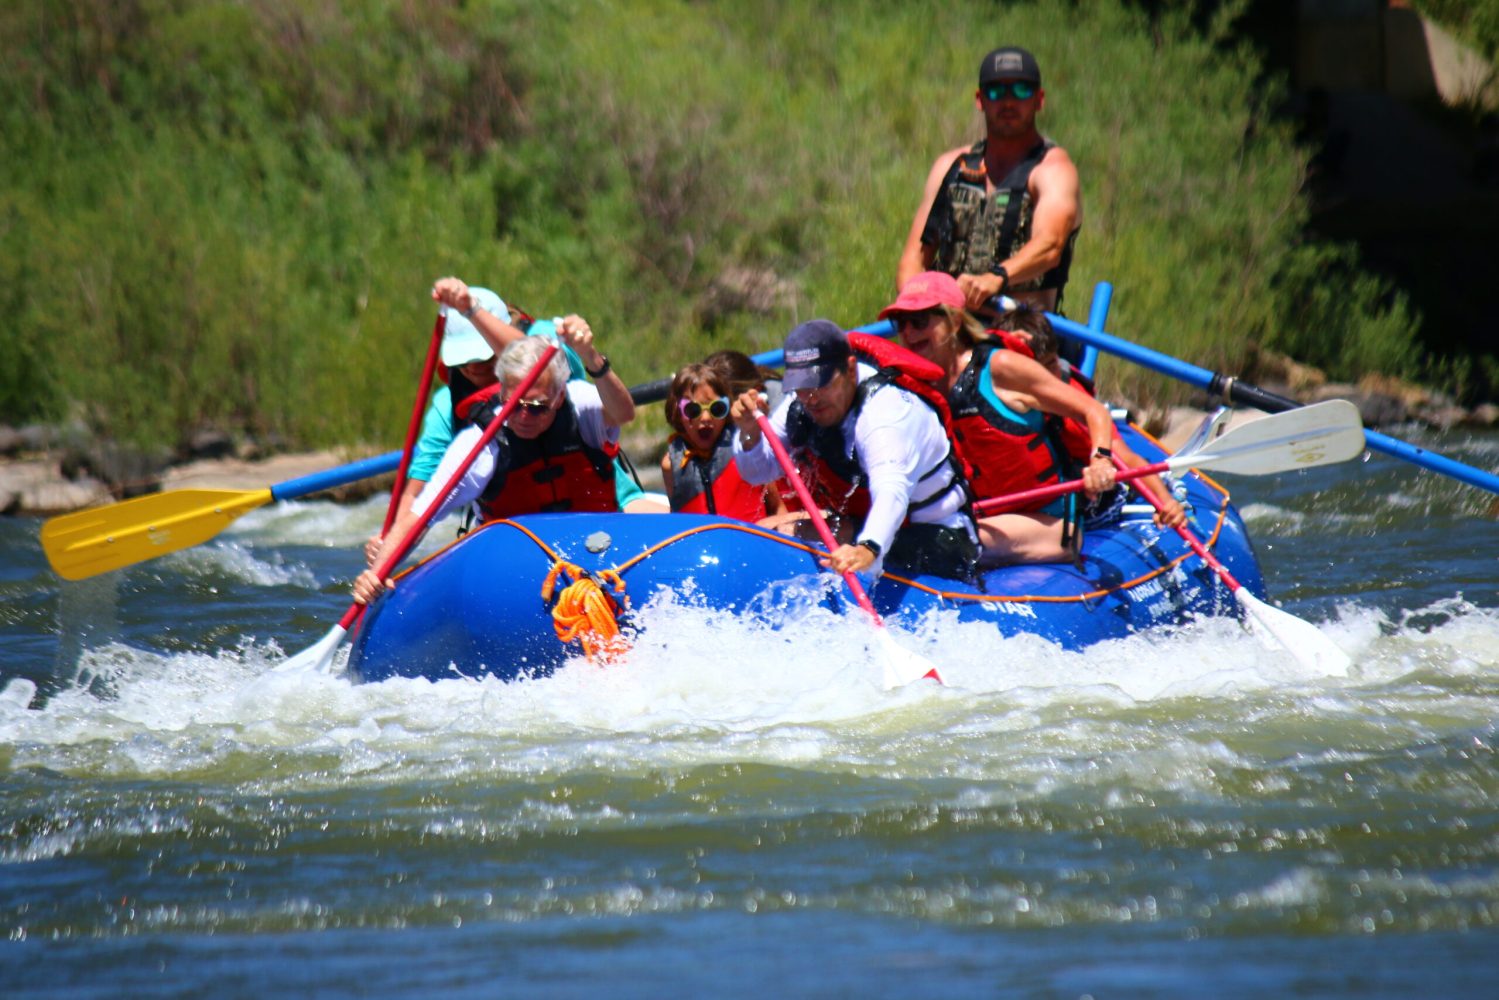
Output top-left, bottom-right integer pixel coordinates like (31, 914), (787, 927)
(941, 304), (992, 351)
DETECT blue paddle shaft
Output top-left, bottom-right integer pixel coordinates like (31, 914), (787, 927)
(271, 450), (403, 501)
(1041, 306), (1499, 497)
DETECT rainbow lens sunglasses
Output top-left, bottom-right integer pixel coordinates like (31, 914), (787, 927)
(679, 397), (730, 420)
(983, 81), (1036, 102)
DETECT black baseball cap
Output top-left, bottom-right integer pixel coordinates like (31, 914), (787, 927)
(781, 319), (851, 392)
(979, 46), (1041, 87)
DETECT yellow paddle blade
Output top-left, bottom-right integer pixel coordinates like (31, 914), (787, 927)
(41, 488), (275, 580)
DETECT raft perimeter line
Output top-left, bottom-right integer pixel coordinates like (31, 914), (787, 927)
(451, 509), (1230, 610)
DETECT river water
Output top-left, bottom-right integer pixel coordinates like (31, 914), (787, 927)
(2, 427), (1497, 998)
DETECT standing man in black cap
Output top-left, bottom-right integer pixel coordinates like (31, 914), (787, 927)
(730, 319), (977, 580)
(897, 46), (1081, 332)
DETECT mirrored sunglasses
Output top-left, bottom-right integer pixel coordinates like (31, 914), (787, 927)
(983, 81), (1036, 102)
(679, 397), (730, 420)
(513, 397), (554, 415)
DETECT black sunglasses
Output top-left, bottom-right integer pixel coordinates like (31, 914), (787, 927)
(894, 308), (942, 330)
(679, 397), (730, 420)
(983, 81), (1036, 102)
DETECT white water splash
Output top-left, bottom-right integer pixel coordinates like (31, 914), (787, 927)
(5, 591), (1495, 793)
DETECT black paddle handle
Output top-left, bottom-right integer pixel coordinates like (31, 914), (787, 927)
(1208, 374), (1300, 415)
(630, 377), (672, 405)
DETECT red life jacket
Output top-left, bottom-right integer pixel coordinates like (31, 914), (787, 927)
(946, 341), (1073, 510)
(992, 328), (1035, 359)
(461, 385), (620, 519)
(667, 430), (768, 521)
(783, 335), (969, 520)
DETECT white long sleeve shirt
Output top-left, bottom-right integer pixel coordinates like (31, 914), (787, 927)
(733, 362), (970, 555)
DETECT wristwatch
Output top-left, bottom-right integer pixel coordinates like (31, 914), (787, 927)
(994, 265), (1010, 296)
(857, 538), (882, 559)
(586, 355), (612, 379)
(1092, 446), (1113, 460)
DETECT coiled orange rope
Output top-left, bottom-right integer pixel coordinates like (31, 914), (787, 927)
(541, 560), (630, 663)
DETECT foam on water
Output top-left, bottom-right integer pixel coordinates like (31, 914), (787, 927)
(157, 540), (318, 588)
(4, 584), (1496, 799)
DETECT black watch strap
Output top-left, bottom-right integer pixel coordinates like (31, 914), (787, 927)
(858, 538), (882, 559)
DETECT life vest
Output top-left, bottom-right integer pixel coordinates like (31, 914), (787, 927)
(461, 386), (620, 519)
(924, 138), (1077, 299)
(449, 369), (491, 432)
(993, 328), (1035, 359)
(667, 430), (768, 521)
(947, 340), (1074, 509)
(782, 335), (968, 520)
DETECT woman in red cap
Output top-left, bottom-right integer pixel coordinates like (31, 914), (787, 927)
(879, 271), (1121, 564)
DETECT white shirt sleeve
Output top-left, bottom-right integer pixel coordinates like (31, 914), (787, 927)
(411, 424), (497, 522)
(851, 389), (921, 554)
(732, 394), (793, 485)
(566, 381), (621, 450)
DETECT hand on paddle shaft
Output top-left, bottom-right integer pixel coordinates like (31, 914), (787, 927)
(278, 346), (563, 676)
(730, 389), (873, 574)
(354, 347), (560, 608)
(1009, 291), (1499, 499)
(972, 401), (1369, 518)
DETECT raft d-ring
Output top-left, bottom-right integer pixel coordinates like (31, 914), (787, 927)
(542, 560), (631, 664)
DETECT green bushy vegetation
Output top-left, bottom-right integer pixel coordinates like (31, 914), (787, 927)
(0, 0), (1437, 449)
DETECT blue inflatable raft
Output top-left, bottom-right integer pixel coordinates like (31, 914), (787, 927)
(346, 421), (1265, 683)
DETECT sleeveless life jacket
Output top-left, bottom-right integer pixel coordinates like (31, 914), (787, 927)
(925, 138), (1077, 299)
(782, 335), (968, 520)
(460, 385), (620, 519)
(667, 430), (768, 521)
(947, 341), (1074, 509)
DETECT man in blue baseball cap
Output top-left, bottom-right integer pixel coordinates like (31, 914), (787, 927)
(730, 319), (977, 580)
(896, 45), (1083, 360)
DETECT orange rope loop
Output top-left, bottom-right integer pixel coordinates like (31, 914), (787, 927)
(541, 560), (630, 663)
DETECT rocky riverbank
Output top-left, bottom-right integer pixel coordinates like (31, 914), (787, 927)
(5, 355), (1496, 517)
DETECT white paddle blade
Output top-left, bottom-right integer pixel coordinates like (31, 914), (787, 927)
(275, 624), (348, 675)
(1234, 590), (1352, 677)
(1175, 400), (1366, 477)
(875, 627), (943, 689)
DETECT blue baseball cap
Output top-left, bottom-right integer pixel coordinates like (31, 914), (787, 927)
(781, 319), (851, 392)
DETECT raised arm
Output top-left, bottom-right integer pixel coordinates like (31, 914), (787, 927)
(556, 315), (635, 428)
(431, 276), (527, 357)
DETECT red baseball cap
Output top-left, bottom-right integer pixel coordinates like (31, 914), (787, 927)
(878, 271), (965, 320)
